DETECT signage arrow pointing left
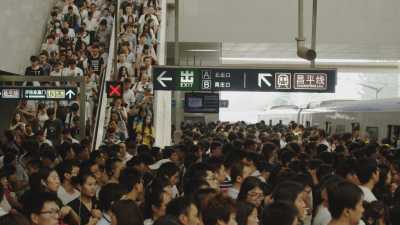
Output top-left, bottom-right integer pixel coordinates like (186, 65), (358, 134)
(66, 89), (76, 99)
(157, 71), (172, 88)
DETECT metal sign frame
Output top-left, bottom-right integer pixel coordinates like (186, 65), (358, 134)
(0, 75), (86, 140)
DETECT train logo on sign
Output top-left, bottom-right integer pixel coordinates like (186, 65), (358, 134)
(275, 73), (291, 89)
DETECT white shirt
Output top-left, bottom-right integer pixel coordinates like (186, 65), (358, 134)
(97, 213), (111, 225)
(359, 185), (377, 203)
(313, 205), (331, 225)
(313, 205), (366, 225)
(123, 89), (136, 108)
(63, 67), (84, 77)
(144, 218), (154, 225)
(227, 187), (239, 200)
(57, 185), (80, 205)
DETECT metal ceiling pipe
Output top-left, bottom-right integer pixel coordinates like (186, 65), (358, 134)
(311, 0), (318, 67)
(296, 0), (317, 62)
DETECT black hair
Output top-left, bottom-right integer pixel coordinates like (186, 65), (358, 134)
(111, 200), (144, 225)
(271, 181), (305, 204)
(99, 183), (127, 212)
(202, 194), (236, 225)
(0, 213), (30, 225)
(236, 202), (256, 225)
(166, 196), (193, 218)
(327, 181), (363, 219)
(118, 167), (143, 192)
(144, 176), (171, 219)
(183, 162), (210, 195)
(105, 157), (123, 177)
(56, 160), (79, 182)
(237, 176), (263, 202)
(230, 162), (245, 184)
(262, 201), (298, 225)
(355, 158), (378, 184)
(158, 162), (180, 179)
(24, 192), (59, 216)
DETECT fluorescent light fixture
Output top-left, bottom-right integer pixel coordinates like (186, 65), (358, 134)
(221, 57), (400, 66)
(184, 49), (218, 52)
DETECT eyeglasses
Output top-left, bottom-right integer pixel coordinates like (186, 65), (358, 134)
(40, 209), (60, 216)
(247, 192), (264, 198)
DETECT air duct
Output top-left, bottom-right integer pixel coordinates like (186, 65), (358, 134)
(296, 0), (317, 62)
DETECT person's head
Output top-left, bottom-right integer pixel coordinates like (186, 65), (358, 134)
(99, 183), (126, 213)
(237, 177), (264, 208)
(158, 162), (180, 186)
(111, 200), (143, 225)
(262, 201), (299, 225)
(105, 158), (125, 180)
(183, 163), (219, 194)
(210, 142), (223, 158)
(205, 157), (227, 185)
(230, 162), (252, 186)
(327, 181), (364, 225)
(271, 181), (306, 219)
(355, 158), (379, 186)
(38, 167), (61, 193)
(236, 202), (258, 225)
(144, 177), (173, 220)
(30, 55), (39, 66)
(26, 192), (60, 225)
(118, 167), (144, 197)
(76, 172), (97, 198)
(336, 158), (359, 185)
(166, 197), (201, 225)
(202, 194), (237, 225)
(56, 160), (79, 184)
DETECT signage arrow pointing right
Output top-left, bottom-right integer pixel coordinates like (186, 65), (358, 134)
(66, 89), (76, 99)
(157, 71), (172, 88)
(258, 73), (272, 88)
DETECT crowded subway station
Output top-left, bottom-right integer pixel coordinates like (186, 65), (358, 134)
(1, 0), (400, 225)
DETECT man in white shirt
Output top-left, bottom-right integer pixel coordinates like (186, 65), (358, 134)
(227, 162), (251, 200)
(355, 158), (379, 203)
(123, 79), (136, 109)
(63, 59), (84, 77)
(57, 161), (80, 205)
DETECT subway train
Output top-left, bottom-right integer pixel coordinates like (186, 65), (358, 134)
(257, 98), (400, 141)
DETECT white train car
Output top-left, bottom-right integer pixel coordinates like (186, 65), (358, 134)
(258, 98), (400, 141)
(300, 98), (400, 141)
(257, 105), (300, 126)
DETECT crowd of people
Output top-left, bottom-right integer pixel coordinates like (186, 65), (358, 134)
(1, 119), (400, 225)
(16, 0), (116, 143)
(102, 0), (160, 147)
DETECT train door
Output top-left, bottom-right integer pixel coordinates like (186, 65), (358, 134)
(388, 125), (400, 143)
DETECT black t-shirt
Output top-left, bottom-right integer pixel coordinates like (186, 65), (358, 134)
(44, 118), (63, 142)
(69, 197), (99, 225)
(87, 55), (104, 75)
(24, 66), (44, 76)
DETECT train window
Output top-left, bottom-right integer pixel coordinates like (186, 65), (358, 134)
(325, 121), (332, 136)
(351, 122), (360, 131)
(336, 125), (346, 134)
(366, 127), (379, 140)
(306, 121), (310, 128)
(388, 125), (400, 142)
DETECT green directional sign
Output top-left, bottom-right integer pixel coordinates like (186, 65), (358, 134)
(174, 68), (201, 91)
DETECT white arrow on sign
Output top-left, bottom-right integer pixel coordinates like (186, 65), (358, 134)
(157, 71), (172, 88)
(258, 73), (272, 87)
(66, 89), (76, 99)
